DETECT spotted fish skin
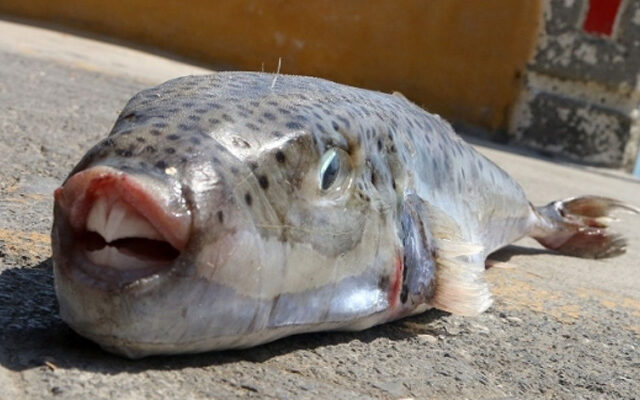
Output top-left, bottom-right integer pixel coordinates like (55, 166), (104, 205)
(52, 72), (636, 357)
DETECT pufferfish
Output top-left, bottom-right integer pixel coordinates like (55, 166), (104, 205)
(52, 72), (638, 358)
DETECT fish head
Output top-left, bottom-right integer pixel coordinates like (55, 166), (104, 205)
(52, 73), (404, 357)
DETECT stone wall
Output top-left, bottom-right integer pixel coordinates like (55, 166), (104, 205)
(510, 0), (640, 170)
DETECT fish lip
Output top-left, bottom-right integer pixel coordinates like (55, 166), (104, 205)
(54, 165), (191, 252)
(52, 165), (192, 290)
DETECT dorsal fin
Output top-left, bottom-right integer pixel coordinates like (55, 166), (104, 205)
(392, 91), (409, 101)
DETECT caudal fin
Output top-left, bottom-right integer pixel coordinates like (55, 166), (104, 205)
(532, 196), (639, 259)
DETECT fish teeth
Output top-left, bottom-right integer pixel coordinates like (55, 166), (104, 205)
(86, 197), (108, 238)
(86, 198), (163, 242)
(86, 246), (157, 270)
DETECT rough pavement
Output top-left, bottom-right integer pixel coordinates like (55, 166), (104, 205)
(0, 19), (639, 400)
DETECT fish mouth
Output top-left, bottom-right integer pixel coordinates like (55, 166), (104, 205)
(53, 166), (191, 288)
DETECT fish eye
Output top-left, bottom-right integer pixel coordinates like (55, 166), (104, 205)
(318, 148), (350, 192)
(319, 149), (340, 190)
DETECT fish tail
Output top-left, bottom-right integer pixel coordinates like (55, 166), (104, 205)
(531, 196), (639, 259)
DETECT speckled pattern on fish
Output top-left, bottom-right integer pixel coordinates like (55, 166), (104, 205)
(51, 72), (638, 357)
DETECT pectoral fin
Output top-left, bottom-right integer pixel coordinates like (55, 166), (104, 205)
(400, 192), (492, 316)
(430, 244), (492, 316)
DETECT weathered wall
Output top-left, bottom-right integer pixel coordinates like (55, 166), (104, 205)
(0, 0), (541, 130)
(510, 0), (640, 170)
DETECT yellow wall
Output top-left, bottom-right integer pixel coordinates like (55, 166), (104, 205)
(0, 0), (542, 129)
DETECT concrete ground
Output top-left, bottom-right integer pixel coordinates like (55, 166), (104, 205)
(0, 19), (639, 400)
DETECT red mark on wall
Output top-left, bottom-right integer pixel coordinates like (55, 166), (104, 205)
(583, 0), (622, 36)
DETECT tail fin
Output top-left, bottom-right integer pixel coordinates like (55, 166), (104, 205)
(532, 196), (639, 259)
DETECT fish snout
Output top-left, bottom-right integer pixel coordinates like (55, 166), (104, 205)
(53, 166), (192, 286)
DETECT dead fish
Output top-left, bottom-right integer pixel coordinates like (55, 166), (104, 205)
(52, 72), (638, 358)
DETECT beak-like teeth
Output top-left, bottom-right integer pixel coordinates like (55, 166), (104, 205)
(86, 197), (163, 243)
(86, 247), (160, 270)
